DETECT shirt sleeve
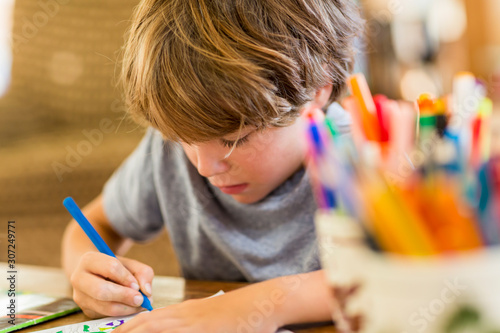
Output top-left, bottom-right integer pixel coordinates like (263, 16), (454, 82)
(102, 127), (165, 242)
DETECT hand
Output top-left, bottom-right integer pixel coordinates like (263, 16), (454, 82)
(113, 291), (279, 333)
(70, 252), (154, 318)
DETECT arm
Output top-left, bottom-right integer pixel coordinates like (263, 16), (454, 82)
(61, 195), (154, 318)
(114, 270), (332, 333)
(272, 270), (332, 326)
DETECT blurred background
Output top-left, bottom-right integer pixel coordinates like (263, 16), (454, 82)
(361, 0), (500, 101)
(0, 0), (499, 275)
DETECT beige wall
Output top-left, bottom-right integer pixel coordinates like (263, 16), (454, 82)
(465, 0), (500, 90)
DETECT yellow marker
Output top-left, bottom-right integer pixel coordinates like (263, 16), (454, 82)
(361, 175), (437, 256)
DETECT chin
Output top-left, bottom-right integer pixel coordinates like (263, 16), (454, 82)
(230, 192), (267, 204)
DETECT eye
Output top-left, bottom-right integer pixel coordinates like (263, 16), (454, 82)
(220, 133), (251, 148)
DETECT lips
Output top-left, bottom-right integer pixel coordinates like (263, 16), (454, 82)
(213, 183), (249, 195)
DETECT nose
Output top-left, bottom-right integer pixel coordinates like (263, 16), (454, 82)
(193, 143), (230, 178)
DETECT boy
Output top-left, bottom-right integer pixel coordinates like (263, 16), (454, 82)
(61, 0), (361, 332)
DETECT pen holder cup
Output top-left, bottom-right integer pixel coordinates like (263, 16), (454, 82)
(315, 210), (500, 333)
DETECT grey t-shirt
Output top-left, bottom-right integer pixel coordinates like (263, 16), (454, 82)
(102, 102), (350, 282)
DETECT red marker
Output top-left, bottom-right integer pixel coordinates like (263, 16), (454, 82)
(373, 94), (391, 143)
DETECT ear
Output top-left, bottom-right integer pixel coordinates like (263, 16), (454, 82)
(298, 84), (333, 122)
(313, 83), (333, 109)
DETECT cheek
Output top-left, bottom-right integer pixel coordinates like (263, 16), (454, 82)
(227, 145), (273, 181)
(230, 134), (272, 167)
(227, 125), (307, 181)
(239, 133), (305, 175)
(270, 127), (308, 163)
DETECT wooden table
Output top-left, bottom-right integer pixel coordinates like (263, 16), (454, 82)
(0, 264), (334, 332)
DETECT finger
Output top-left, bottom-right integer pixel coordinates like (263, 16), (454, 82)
(79, 297), (144, 318)
(73, 284), (144, 318)
(78, 307), (100, 319)
(80, 252), (139, 289)
(119, 257), (155, 297)
(72, 270), (145, 308)
(114, 311), (183, 333)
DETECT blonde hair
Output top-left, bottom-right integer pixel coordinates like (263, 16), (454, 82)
(122, 0), (362, 143)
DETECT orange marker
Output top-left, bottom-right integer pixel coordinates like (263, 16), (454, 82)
(342, 95), (369, 149)
(417, 93), (435, 115)
(348, 74), (380, 142)
(424, 179), (483, 252)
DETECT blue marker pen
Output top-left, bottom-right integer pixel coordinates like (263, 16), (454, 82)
(63, 197), (153, 311)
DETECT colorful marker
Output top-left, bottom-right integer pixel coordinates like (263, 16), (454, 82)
(63, 197), (153, 311)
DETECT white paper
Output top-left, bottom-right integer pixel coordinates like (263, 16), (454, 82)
(34, 314), (136, 332)
(34, 291), (294, 333)
(34, 314), (294, 333)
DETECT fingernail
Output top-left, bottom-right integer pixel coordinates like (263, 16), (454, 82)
(131, 282), (139, 291)
(133, 295), (143, 306)
(145, 283), (152, 295)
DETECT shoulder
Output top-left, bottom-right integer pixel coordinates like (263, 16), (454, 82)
(140, 127), (184, 161)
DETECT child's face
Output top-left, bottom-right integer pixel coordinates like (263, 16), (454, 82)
(181, 85), (331, 204)
(181, 118), (308, 204)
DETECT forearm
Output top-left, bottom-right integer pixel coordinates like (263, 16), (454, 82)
(272, 270), (332, 327)
(224, 270), (332, 330)
(62, 221), (96, 278)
